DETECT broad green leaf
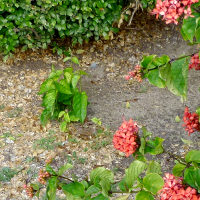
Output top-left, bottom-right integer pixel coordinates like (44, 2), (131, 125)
(90, 167), (114, 195)
(136, 191), (154, 200)
(64, 72), (72, 83)
(62, 182), (85, 197)
(64, 112), (70, 123)
(143, 173), (164, 195)
(116, 195), (130, 200)
(86, 185), (100, 195)
(30, 183), (40, 191)
(172, 163), (186, 177)
(54, 81), (71, 94)
(73, 92), (88, 123)
(118, 179), (127, 192)
(46, 176), (59, 200)
(49, 69), (63, 80)
(181, 13), (200, 43)
(142, 127), (152, 138)
(72, 74), (81, 89)
(58, 163), (73, 176)
(147, 69), (165, 88)
(125, 160), (146, 188)
(42, 90), (57, 110)
(152, 55), (170, 66)
(169, 57), (189, 100)
(40, 109), (51, 126)
(145, 137), (164, 155)
(38, 79), (55, 95)
(63, 56), (71, 62)
(184, 168), (200, 192)
(141, 55), (156, 69)
(46, 164), (57, 175)
(60, 121), (67, 132)
(58, 111), (65, 118)
(146, 161), (161, 174)
(92, 194), (109, 200)
(71, 56), (80, 65)
(185, 150), (200, 163)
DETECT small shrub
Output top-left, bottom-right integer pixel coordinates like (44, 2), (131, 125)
(38, 57), (88, 131)
(0, 0), (123, 56)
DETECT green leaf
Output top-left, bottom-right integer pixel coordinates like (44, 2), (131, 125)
(91, 117), (102, 126)
(145, 137), (164, 155)
(46, 164), (57, 175)
(146, 161), (161, 174)
(125, 160), (146, 189)
(143, 173), (164, 195)
(71, 57), (80, 65)
(64, 72), (72, 83)
(181, 138), (192, 146)
(86, 185), (100, 195)
(38, 79), (55, 95)
(168, 57), (189, 100)
(172, 163), (186, 177)
(175, 115), (181, 123)
(58, 111), (65, 118)
(141, 55), (156, 69)
(63, 57), (71, 62)
(54, 81), (72, 95)
(90, 167), (114, 195)
(185, 150), (200, 163)
(30, 183), (40, 191)
(58, 163), (73, 176)
(62, 182), (85, 197)
(73, 92), (88, 123)
(60, 121), (67, 132)
(142, 127), (152, 138)
(184, 168), (200, 192)
(40, 109), (51, 126)
(139, 137), (146, 155)
(46, 176), (59, 200)
(147, 69), (165, 88)
(116, 195), (130, 200)
(118, 179), (127, 192)
(92, 194), (109, 200)
(136, 191), (154, 200)
(72, 74), (81, 89)
(42, 90), (57, 110)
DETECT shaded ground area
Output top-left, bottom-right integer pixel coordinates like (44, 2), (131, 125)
(0, 13), (199, 199)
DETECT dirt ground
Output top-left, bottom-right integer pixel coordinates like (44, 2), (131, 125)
(0, 13), (199, 199)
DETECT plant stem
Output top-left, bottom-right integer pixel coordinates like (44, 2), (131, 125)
(146, 51), (199, 72)
(57, 175), (74, 182)
(164, 151), (187, 165)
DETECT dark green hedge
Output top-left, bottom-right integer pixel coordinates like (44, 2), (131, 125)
(0, 0), (123, 55)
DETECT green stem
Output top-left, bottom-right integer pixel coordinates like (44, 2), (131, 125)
(146, 51), (199, 72)
(164, 151), (187, 165)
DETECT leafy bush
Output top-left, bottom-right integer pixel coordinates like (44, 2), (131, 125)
(38, 57), (88, 132)
(0, 0), (123, 56)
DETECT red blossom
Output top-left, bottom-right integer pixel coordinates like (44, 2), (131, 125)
(189, 54), (200, 70)
(183, 107), (200, 136)
(113, 119), (139, 157)
(160, 173), (200, 200)
(125, 65), (142, 82)
(152, 0), (199, 24)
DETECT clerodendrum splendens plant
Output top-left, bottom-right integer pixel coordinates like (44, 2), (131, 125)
(25, 0), (200, 199)
(24, 120), (200, 199)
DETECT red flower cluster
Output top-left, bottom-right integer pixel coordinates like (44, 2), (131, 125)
(189, 54), (200, 70)
(24, 184), (34, 198)
(152, 0), (198, 24)
(38, 169), (50, 184)
(113, 119), (139, 157)
(160, 173), (200, 200)
(125, 65), (142, 82)
(183, 107), (200, 136)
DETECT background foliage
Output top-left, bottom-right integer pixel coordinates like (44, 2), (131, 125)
(0, 0), (123, 56)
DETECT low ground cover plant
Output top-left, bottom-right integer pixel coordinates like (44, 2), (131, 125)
(20, 0), (200, 199)
(39, 56), (88, 132)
